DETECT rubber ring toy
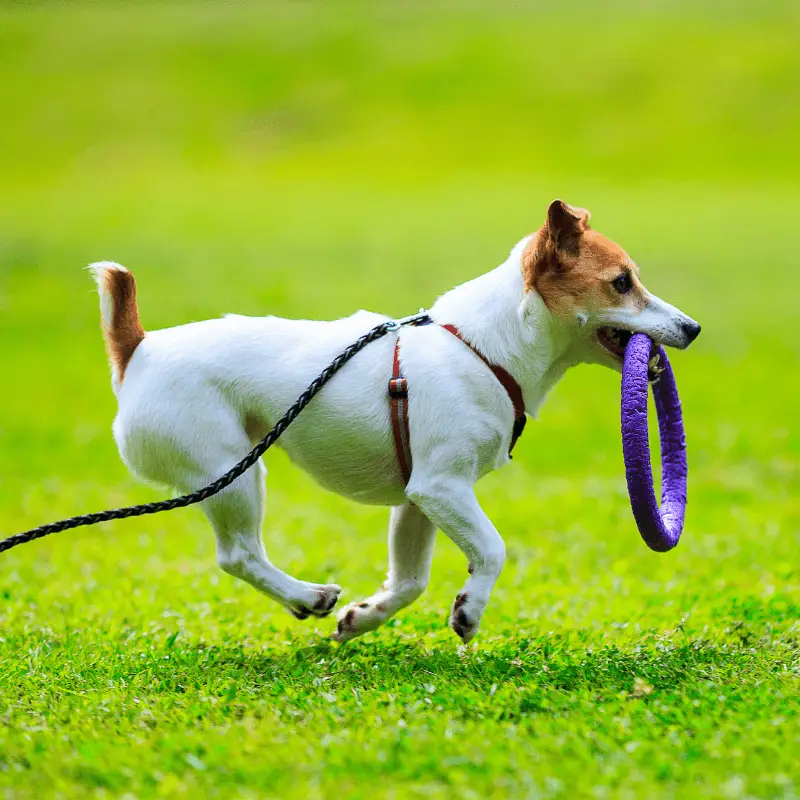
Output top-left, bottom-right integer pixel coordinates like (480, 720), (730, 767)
(621, 333), (687, 552)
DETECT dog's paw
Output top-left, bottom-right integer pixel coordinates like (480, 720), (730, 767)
(288, 583), (342, 620)
(331, 600), (388, 643)
(449, 592), (481, 643)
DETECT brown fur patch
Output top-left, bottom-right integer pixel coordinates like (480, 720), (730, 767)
(104, 269), (145, 382)
(522, 201), (648, 318)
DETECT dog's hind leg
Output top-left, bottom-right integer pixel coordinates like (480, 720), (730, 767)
(201, 458), (341, 620)
(333, 502), (436, 642)
(118, 393), (342, 620)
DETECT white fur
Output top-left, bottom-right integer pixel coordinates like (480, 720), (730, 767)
(91, 237), (697, 642)
(87, 261), (128, 331)
(595, 291), (698, 350)
(87, 261), (135, 395)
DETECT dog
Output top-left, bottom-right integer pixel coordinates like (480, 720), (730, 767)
(89, 200), (700, 643)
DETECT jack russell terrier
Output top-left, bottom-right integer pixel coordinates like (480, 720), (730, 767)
(89, 200), (700, 643)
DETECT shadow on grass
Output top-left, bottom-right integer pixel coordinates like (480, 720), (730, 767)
(89, 626), (793, 706)
(2, 607), (795, 714)
(210, 637), (769, 689)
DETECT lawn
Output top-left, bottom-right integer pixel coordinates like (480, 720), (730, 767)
(0, 2), (798, 798)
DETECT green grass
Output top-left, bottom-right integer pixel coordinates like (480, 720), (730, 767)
(1, 2), (798, 798)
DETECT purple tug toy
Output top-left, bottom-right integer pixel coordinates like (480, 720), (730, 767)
(621, 333), (687, 552)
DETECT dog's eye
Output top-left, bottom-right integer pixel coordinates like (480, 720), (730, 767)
(612, 273), (632, 294)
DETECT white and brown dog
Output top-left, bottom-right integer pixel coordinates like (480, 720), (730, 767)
(90, 200), (700, 643)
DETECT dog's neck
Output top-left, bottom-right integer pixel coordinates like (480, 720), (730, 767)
(429, 236), (582, 416)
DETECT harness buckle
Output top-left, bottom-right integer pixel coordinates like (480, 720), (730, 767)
(388, 377), (408, 398)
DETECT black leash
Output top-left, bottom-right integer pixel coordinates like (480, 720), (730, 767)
(0, 313), (432, 556)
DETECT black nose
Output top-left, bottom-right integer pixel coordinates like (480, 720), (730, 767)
(681, 319), (701, 343)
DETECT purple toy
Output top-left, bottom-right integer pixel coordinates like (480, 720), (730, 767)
(621, 333), (687, 552)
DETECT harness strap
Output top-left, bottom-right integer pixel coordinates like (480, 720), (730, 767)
(389, 339), (413, 484)
(440, 324), (528, 451)
(389, 323), (527, 484)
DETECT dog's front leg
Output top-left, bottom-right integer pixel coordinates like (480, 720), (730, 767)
(333, 502), (436, 642)
(407, 476), (505, 643)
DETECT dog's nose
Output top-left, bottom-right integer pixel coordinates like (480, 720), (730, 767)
(681, 319), (701, 344)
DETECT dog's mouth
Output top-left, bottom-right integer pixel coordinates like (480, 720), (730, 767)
(596, 327), (664, 382)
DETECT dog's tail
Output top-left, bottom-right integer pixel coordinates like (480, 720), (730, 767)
(88, 261), (146, 390)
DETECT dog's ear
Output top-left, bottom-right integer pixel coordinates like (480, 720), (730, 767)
(523, 200), (592, 285)
(544, 199), (590, 254)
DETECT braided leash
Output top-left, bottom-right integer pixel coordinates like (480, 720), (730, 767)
(0, 314), (431, 556)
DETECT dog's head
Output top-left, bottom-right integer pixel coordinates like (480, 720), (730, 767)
(522, 200), (700, 374)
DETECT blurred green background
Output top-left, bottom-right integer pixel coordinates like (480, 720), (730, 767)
(0, 2), (798, 798)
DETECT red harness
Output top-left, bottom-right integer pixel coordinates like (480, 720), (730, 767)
(389, 323), (527, 484)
